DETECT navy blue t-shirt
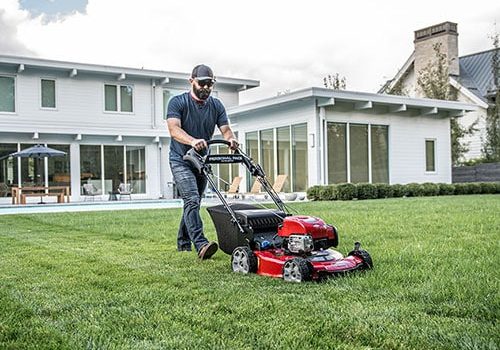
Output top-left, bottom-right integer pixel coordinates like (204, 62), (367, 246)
(166, 92), (228, 161)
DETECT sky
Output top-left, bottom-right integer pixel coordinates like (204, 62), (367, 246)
(1, 0), (499, 104)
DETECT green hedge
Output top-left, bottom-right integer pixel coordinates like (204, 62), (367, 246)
(306, 182), (500, 201)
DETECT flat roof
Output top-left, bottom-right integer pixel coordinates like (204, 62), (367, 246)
(228, 87), (478, 118)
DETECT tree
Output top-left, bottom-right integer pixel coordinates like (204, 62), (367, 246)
(323, 73), (346, 90)
(482, 32), (500, 161)
(417, 43), (477, 164)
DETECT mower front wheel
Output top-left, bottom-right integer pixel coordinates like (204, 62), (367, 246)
(348, 247), (373, 269)
(282, 257), (312, 283)
(231, 246), (258, 274)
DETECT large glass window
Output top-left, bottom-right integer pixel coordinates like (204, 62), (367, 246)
(0, 76), (15, 112)
(327, 122), (347, 183)
(104, 146), (124, 193)
(371, 125), (389, 183)
(349, 124), (369, 183)
(0, 144), (18, 196)
(277, 126), (291, 192)
(20, 144), (42, 186)
(260, 129), (275, 185)
(80, 145), (102, 191)
(245, 131), (259, 189)
(327, 123), (389, 184)
(41, 79), (56, 108)
(126, 146), (146, 193)
(105, 84), (133, 112)
(426, 140), (436, 172)
(292, 124), (308, 191)
(48, 144), (70, 190)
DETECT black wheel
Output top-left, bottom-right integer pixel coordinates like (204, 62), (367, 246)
(348, 249), (373, 269)
(231, 246), (258, 274)
(282, 257), (312, 283)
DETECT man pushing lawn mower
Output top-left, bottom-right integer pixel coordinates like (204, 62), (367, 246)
(166, 64), (238, 259)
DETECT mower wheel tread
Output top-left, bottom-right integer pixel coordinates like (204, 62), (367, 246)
(282, 257), (312, 283)
(348, 249), (373, 269)
(231, 246), (258, 274)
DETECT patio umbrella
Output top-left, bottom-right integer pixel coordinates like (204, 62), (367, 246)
(9, 144), (67, 203)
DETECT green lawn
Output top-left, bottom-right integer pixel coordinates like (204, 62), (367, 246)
(0, 195), (499, 350)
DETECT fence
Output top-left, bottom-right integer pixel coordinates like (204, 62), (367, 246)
(452, 162), (500, 183)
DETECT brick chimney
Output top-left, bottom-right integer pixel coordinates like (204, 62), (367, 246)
(414, 22), (459, 77)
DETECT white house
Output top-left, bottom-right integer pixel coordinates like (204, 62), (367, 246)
(378, 21), (497, 160)
(0, 55), (476, 203)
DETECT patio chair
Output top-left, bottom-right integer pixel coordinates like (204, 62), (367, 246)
(0, 182), (9, 197)
(224, 176), (242, 198)
(118, 183), (132, 200)
(272, 174), (288, 193)
(82, 183), (101, 201)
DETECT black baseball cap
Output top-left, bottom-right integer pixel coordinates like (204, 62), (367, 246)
(191, 64), (215, 81)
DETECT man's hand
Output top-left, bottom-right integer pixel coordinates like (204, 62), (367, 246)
(190, 139), (207, 152)
(228, 138), (239, 150)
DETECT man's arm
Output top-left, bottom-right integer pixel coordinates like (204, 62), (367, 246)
(220, 124), (239, 150)
(167, 118), (207, 151)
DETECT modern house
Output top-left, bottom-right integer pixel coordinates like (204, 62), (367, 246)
(378, 21), (498, 160)
(0, 54), (476, 203)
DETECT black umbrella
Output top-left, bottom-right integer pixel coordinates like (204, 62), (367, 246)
(10, 144), (67, 203)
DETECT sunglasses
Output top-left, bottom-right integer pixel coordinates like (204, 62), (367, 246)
(196, 79), (215, 88)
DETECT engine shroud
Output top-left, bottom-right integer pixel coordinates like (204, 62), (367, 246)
(278, 215), (338, 250)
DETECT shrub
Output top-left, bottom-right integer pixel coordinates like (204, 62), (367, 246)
(336, 183), (357, 200)
(479, 182), (497, 194)
(465, 183), (482, 195)
(319, 185), (337, 201)
(421, 183), (440, 196)
(356, 183), (378, 200)
(391, 184), (407, 198)
(375, 183), (393, 198)
(454, 183), (468, 195)
(306, 185), (322, 201)
(406, 183), (424, 197)
(439, 183), (455, 196)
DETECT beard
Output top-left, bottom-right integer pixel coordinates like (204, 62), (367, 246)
(193, 85), (211, 100)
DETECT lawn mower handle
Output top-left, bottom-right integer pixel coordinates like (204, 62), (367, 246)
(207, 139), (231, 147)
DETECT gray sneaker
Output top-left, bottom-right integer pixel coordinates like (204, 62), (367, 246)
(198, 241), (218, 260)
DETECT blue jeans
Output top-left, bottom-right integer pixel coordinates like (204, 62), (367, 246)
(170, 159), (209, 252)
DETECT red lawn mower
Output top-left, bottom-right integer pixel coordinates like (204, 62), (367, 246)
(184, 140), (373, 282)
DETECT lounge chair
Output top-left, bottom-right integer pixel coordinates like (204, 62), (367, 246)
(118, 183), (132, 200)
(224, 176), (242, 198)
(82, 183), (101, 201)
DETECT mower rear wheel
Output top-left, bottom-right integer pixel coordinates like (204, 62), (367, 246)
(282, 257), (312, 283)
(231, 246), (258, 274)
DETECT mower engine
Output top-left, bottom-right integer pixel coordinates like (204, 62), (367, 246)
(278, 216), (338, 254)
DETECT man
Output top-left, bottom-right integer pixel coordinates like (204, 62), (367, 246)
(166, 64), (238, 259)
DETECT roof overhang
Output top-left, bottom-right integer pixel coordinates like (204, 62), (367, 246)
(228, 87), (478, 118)
(0, 55), (260, 89)
(449, 77), (489, 109)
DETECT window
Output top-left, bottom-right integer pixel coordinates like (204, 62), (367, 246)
(350, 124), (369, 183)
(0, 144), (19, 194)
(371, 125), (389, 183)
(126, 146), (146, 194)
(327, 123), (347, 183)
(41, 79), (56, 108)
(104, 84), (133, 112)
(277, 126), (291, 192)
(80, 145), (102, 191)
(0, 76), (15, 112)
(245, 131), (259, 190)
(425, 139), (436, 172)
(48, 144), (70, 189)
(291, 124), (308, 191)
(327, 122), (389, 184)
(260, 129), (275, 186)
